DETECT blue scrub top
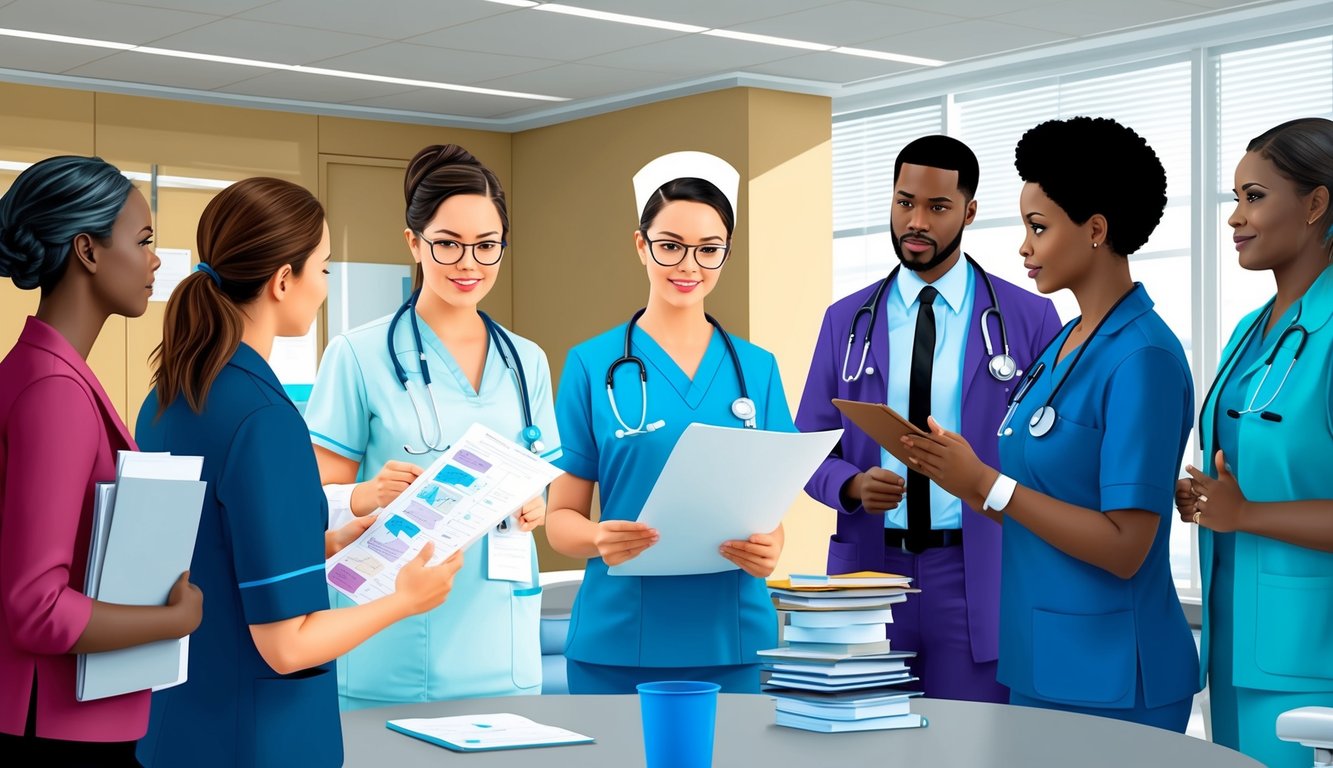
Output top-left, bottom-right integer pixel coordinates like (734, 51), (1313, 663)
(995, 284), (1200, 711)
(304, 309), (560, 708)
(555, 322), (794, 668)
(135, 344), (340, 768)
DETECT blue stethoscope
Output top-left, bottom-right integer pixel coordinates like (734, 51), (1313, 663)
(842, 254), (1018, 384)
(1200, 299), (1308, 439)
(606, 308), (755, 439)
(996, 285), (1138, 439)
(388, 289), (543, 455)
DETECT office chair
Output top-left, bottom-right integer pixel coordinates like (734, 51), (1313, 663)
(1277, 707), (1333, 768)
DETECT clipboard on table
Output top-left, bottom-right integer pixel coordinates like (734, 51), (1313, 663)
(831, 399), (931, 466)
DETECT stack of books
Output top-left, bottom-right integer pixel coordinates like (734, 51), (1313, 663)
(761, 572), (927, 732)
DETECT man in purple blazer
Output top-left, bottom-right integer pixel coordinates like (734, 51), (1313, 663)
(796, 136), (1061, 702)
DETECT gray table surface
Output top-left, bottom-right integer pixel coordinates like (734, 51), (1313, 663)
(342, 693), (1265, 767)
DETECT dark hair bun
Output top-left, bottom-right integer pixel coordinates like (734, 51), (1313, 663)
(404, 144), (481, 203)
(0, 222), (56, 290)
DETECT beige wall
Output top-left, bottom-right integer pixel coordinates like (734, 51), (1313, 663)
(0, 82), (836, 577)
(511, 87), (835, 576)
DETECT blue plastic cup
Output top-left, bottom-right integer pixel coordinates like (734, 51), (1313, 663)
(637, 681), (721, 768)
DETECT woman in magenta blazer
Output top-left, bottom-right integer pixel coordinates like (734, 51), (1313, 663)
(0, 156), (202, 765)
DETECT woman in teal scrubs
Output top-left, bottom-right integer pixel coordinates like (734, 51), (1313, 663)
(545, 151), (794, 694)
(136, 178), (460, 768)
(902, 118), (1199, 731)
(305, 145), (560, 709)
(1179, 117), (1333, 768)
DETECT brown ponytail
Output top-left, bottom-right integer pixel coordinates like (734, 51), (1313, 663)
(151, 177), (324, 414)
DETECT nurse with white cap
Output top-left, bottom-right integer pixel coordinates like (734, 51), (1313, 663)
(544, 151), (796, 694)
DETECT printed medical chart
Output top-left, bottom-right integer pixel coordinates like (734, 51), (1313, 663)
(326, 423), (562, 604)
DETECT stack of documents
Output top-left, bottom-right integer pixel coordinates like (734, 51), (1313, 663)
(761, 572), (927, 733)
(78, 451), (206, 701)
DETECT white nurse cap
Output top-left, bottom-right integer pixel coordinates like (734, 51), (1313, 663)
(632, 151), (740, 221)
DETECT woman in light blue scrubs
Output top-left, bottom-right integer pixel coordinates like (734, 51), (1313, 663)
(305, 145), (560, 710)
(545, 151), (794, 694)
(136, 178), (460, 768)
(1178, 117), (1333, 768)
(902, 118), (1199, 731)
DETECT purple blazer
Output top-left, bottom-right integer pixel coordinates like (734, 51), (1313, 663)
(795, 265), (1061, 664)
(0, 317), (149, 741)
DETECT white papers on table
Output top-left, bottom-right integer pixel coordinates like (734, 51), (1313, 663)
(327, 424), (562, 604)
(607, 425), (842, 577)
(386, 713), (594, 752)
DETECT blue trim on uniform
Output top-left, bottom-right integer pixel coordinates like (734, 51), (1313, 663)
(310, 430), (365, 457)
(239, 562), (325, 589)
(539, 446), (562, 459)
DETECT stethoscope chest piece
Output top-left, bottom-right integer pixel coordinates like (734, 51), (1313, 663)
(989, 354), (1018, 382)
(731, 396), (757, 426)
(1028, 405), (1056, 438)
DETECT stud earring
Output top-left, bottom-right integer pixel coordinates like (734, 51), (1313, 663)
(1092, 242), (1100, 249)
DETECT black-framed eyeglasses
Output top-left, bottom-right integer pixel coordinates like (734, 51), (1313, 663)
(414, 231), (507, 266)
(641, 232), (730, 270)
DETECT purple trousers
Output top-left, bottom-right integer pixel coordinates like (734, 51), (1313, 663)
(883, 542), (1008, 703)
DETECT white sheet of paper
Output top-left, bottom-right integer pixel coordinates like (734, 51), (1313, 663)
(607, 425), (843, 577)
(486, 525), (535, 583)
(150, 248), (191, 302)
(327, 424), (562, 604)
(387, 712), (593, 751)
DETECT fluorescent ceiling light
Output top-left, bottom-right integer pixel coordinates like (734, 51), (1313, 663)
(536, 4), (706, 33)
(0, 26), (567, 102)
(703, 29), (834, 52)
(485, 0), (541, 6)
(834, 47), (946, 67)
(0, 26), (134, 50)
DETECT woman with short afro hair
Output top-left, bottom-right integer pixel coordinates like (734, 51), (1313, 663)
(901, 116), (1200, 731)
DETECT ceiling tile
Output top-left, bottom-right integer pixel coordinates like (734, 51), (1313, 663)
(579, 33), (801, 77)
(406, 10), (687, 61)
(744, 50), (917, 82)
(99, 0), (270, 13)
(856, 0), (1064, 16)
(859, 18), (1069, 60)
(218, 69), (417, 102)
(145, 18), (384, 65)
(473, 63), (684, 100)
(0, 0), (216, 44)
(309, 43), (560, 87)
(1179, 0), (1275, 7)
(0, 36), (119, 72)
(561, 0), (843, 28)
(236, 0), (510, 40)
(347, 87), (539, 119)
(991, 0), (1211, 36)
(63, 49), (267, 89)
(726, 1), (960, 46)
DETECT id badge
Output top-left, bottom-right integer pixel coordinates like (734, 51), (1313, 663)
(486, 518), (535, 583)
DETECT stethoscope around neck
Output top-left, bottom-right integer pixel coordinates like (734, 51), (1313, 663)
(996, 285), (1139, 439)
(606, 308), (756, 439)
(1198, 300), (1309, 443)
(842, 254), (1018, 384)
(388, 289), (543, 455)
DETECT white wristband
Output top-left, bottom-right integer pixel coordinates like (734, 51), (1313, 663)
(324, 483), (358, 530)
(984, 474), (1018, 513)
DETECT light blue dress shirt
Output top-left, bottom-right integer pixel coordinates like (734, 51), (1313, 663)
(882, 257), (974, 530)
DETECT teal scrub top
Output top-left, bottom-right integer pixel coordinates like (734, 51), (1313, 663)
(554, 322), (794, 668)
(1199, 266), (1333, 693)
(995, 285), (1200, 710)
(136, 344), (340, 768)
(304, 309), (561, 707)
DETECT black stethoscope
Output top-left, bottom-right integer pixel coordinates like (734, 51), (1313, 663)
(606, 308), (755, 439)
(1199, 299), (1308, 443)
(842, 254), (1017, 383)
(997, 285), (1139, 439)
(388, 289), (543, 455)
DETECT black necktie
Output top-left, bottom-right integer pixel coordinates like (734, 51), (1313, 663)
(906, 285), (938, 554)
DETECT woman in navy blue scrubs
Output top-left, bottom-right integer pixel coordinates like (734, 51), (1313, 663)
(134, 178), (462, 768)
(903, 117), (1199, 731)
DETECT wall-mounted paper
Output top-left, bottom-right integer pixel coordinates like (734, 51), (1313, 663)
(151, 248), (191, 302)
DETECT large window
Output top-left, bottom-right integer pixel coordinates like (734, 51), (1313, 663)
(832, 29), (1333, 597)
